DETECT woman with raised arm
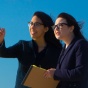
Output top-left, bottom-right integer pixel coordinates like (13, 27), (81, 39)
(0, 11), (62, 88)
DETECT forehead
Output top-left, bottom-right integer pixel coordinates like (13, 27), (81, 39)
(31, 16), (42, 22)
(55, 17), (67, 24)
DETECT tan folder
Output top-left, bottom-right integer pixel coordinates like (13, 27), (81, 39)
(22, 65), (59, 88)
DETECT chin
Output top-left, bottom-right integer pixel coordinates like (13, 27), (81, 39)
(31, 36), (36, 40)
(55, 36), (60, 40)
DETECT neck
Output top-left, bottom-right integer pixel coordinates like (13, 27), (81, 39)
(34, 38), (47, 52)
(64, 34), (75, 48)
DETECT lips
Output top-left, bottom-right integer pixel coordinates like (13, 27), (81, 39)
(31, 30), (36, 34)
(56, 31), (60, 35)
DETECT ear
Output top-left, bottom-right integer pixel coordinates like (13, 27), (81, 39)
(45, 27), (49, 32)
(70, 26), (74, 32)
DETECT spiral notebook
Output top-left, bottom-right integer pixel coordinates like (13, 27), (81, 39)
(22, 65), (59, 88)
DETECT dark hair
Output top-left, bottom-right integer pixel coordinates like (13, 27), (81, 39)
(57, 12), (85, 39)
(33, 11), (62, 48)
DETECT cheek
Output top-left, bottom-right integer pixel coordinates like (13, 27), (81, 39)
(40, 30), (46, 36)
(54, 30), (60, 36)
(54, 31), (57, 38)
(61, 30), (70, 38)
(54, 30), (60, 39)
(29, 28), (32, 34)
(39, 28), (46, 34)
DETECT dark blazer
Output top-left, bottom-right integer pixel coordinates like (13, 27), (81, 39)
(54, 38), (88, 88)
(0, 40), (62, 88)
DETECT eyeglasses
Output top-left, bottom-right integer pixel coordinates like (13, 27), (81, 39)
(28, 22), (44, 27)
(52, 23), (68, 30)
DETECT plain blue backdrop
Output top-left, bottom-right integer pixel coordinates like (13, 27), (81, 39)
(0, 0), (88, 88)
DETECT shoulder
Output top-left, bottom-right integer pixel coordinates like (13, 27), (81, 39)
(16, 40), (32, 47)
(75, 39), (88, 47)
(17, 40), (32, 44)
(74, 38), (88, 52)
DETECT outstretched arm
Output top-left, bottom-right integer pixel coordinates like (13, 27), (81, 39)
(0, 28), (5, 44)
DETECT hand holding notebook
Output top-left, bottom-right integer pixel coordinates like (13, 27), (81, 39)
(22, 65), (59, 88)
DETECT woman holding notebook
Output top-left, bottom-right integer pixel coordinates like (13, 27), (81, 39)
(0, 11), (62, 88)
(44, 12), (88, 88)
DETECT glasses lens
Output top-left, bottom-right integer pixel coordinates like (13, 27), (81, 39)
(28, 22), (32, 27)
(28, 22), (43, 27)
(52, 23), (68, 30)
(52, 25), (60, 30)
(34, 22), (41, 26)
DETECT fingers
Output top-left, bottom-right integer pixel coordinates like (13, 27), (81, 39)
(44, 68), (56, 79)
(0, 28), (5, 44)
(0, 28), (5, 35)
(44, 70), (51, 78)
(0, 28), (5, 32)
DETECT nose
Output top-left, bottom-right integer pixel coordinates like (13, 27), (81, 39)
(54, 26), (59, 31)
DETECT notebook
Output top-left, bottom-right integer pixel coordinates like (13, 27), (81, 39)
(22, 65), (59, 88)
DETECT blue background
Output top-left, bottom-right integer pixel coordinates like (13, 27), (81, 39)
(0, 0), (88, 88)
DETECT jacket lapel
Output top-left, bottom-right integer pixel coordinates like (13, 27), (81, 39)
(59, 38), (77, 66)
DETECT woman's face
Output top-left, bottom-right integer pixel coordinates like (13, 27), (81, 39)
(54, 17), (73, 40)
(29, 16), (48, 40)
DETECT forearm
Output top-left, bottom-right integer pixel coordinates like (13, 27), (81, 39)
(0, 40), (21, 58)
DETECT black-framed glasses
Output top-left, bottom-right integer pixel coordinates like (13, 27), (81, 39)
(28, 22), (44, 27)
(52, 23), (68, 30)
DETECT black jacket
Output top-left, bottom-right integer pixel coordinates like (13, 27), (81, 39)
(0, 40), (62, 88)
(54, 38), (88, 88)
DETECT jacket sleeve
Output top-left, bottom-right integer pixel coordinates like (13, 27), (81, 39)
(0, 40), (23, 58)
(54, 40), (88, 81)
